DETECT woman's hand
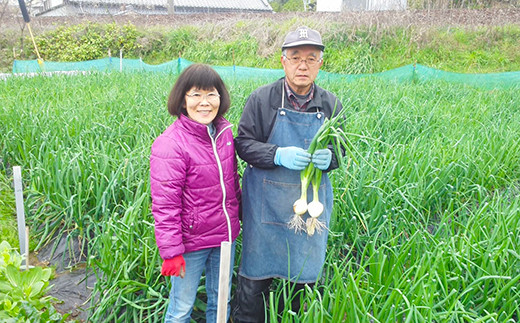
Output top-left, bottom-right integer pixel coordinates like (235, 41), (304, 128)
(161, 255), (186, 278)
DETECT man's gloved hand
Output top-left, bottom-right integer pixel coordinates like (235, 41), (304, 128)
(274, 147), (311, 170)
(161, 255), (186, 278)
(312, 148), (332, 170)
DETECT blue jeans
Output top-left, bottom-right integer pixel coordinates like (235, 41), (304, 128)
(164, 241), (236, 323)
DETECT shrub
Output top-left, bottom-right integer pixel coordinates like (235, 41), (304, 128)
(36, 22), (142, 62)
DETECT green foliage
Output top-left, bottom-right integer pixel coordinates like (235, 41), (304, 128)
(0, 172), (17, 249)
(164, 26), (198, 55)
(2, 73), (520, 321)
(2, 15), (520, 322)
(319, 24), (520, 74)
(136, 26), (199, 63)
(409, 0), (505, 9)
(2, 17), (520, 73)
(279, 0), (304, 11)
(35, 22), (142, 62)
(185, 37), (261, 66)
(0, 30), (19, 74)
(269, 0), (316, 11)
(143, 23), (520, 73)
(0, 241), (67, 322)
(409, 25), (520, 73)
(0, 241), (22, 270)
(270, 2), (282, 11)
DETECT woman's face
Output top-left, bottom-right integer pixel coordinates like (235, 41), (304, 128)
(184, 87), (220, 125)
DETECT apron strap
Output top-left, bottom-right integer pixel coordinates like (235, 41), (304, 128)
(281, 80), (322, 117)
(281, 81), (285, 109)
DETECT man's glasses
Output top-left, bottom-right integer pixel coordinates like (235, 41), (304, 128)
(283, 55), (321, 67)
(186, 92), (220, 103)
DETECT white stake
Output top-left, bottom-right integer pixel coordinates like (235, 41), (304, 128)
(120, 49), (123, 72)
(25, 226), (30, 270)
(216, 241), (232, 323)
(13, 166), (27, 264)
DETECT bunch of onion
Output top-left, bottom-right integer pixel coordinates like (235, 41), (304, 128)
(289, 162), (314, 233)
(305, 168), (327, 236)
(289, 103), (354, 235)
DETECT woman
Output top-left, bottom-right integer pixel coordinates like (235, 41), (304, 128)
(150, 64), (241, 323)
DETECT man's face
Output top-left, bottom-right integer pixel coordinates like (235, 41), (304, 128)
(281, 45), (323, 95)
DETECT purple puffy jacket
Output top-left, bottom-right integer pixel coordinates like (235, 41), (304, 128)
(150, 114), (241, 260)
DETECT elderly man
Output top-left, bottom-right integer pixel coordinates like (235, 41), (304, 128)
(231, 26), (344, 322)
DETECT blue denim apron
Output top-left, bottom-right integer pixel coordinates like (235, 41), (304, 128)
(240, 89), (333, 283)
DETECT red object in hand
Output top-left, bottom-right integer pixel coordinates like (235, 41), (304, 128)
(161, 255), (186, 278)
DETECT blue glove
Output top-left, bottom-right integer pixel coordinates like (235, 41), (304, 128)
(274, 147), (311, 170)
(312, 148), (332, 170)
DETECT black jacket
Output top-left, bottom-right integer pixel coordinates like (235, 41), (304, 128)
(235, 78), (344, 171)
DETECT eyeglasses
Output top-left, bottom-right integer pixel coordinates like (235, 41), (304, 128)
(186, 92), (221, 103)
(283, 55), (321, 67)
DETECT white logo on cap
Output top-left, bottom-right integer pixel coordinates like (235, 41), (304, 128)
(299, 29), (308, 39)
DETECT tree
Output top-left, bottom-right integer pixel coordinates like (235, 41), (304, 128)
(281, 0), (304, 11)
(268, 0), (316, 12)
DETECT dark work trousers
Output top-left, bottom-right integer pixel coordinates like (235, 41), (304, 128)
(231, 274), (314, 323)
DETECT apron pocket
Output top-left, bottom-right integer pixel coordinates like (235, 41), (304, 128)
(261, 178), (301, 226)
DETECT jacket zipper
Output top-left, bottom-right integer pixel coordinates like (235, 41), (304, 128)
(210, 124), (233, 243)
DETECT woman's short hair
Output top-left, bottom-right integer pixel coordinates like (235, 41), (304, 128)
(167, 64), (231, 118)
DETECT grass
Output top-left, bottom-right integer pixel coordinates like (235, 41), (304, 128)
(2, 16), (520, 74)
(89, 24), (520, 74)
(0, 171), (18, 248)
(1, 71), (520, 321)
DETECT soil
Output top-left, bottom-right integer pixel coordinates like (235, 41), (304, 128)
(34, 234), (95, 322)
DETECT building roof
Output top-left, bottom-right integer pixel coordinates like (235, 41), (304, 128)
(173, 0), (271, 10)
(66, 0), (272, 11)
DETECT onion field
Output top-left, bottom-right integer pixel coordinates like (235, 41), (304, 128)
(1, 71), (519, 322)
